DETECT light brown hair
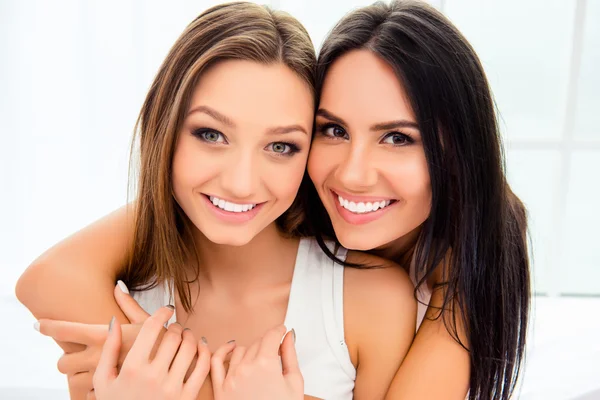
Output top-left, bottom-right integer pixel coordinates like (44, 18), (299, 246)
(119, 2), (316, 311)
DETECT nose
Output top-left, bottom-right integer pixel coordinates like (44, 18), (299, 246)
(219, 149), (258, 199)
(334, 142), (378, 192)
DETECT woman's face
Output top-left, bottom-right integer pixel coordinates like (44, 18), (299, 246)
(172, 60), (313, 246)
(308, 49), (431, 251)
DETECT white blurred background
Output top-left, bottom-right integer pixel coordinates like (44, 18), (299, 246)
(1, 0), (598, 399)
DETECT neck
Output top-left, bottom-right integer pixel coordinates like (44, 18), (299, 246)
(190, 223), (299, 296)
(369, 225), (421, 268)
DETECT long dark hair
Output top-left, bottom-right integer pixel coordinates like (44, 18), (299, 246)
(307, 1), (530, 398)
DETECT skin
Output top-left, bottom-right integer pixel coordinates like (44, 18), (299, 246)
(17, 59), (415, 400)
(309, 49), (470, 399)
(94, 308), (212, 400)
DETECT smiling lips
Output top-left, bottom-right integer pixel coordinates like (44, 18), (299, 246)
(203, 194), (264, 223)
(331, 190), (398, 225)
(336, 194), (393, 214)
(209, 195), (257, 213)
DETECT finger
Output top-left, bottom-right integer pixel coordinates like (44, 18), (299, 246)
(152, 322), (184, 373)
(227, 345), (246, 376)
(114, 280), (150, 324)
(210, 340), (237, 390)
(242, 338), (260, 363)
(37, 319), (104, 345)
(125, 306), (175, 364)
(67, 371), (94, 393)
(281, 329), (300, 376)
(93, 317), (121, 392)
(58, 350), (93, 375)
(257, 325), (287, 360)
(182, 340), (211, 400)
(86, 389), (96, 400)
(167, 329), (198, 383)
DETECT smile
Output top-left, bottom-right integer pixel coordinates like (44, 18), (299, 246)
(208, 196), (257, 213)
(337, 194), (395, 214)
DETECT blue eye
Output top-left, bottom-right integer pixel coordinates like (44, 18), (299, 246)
(193, 129), (227, 144)
(381, 132), (413, 146)
(266, 142), (300, 156)
(319, 123), (349, 140)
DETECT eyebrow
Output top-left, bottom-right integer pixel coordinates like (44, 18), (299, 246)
(188, 105), (308, 135)
(267, 125), (308, 136)
(317, 108), (419, 131)
(187, 105), (236, 128)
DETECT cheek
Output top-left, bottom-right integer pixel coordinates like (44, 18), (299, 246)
(171, 139), (217, 196)
(268, 156), (308, 203)
(307, 142), (337, 185)
(388, 153), (431, 208)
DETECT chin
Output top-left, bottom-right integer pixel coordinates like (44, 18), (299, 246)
(334, 230), (378, 252)
(203, 230), (256, 247)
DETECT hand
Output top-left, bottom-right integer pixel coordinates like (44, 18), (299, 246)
(36, 281), (155, 393)
(93, 306), (210, 400)
(211, 325), (304, 400)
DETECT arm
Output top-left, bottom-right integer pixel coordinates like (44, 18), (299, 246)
(15, 204), (135, 398)
(384, 269), (470, 399)
(344, 252), (417, 400)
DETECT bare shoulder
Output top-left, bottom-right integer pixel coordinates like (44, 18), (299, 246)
(344, 250), (415, 303)
(343, 251), (417, 396)
(343, 251), (417, 363)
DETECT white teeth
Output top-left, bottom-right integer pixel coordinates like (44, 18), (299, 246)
(337, 194), (393, 214)
(348, 201), (357, 212)
(208, 196), (257, 213)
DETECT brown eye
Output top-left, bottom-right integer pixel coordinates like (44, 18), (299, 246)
(382, 132), (413, 146)
(321, 123), (348, 139)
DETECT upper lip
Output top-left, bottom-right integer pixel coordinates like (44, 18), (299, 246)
(331, 189), (396, 203)
(203, 193), (264, 205)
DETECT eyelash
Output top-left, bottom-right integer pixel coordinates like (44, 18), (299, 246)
(316, 123), (349, 140)
(192, 128), (301, 157)
(193, 128), (228, 144)
(267, 142), (301, 157)
(316, 123), (414, 146)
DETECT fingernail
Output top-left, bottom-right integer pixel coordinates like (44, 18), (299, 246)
(166, 304), (175, 310)
(108, 316), (116, 332)
(201, 336), (208, 345)
(291, 328), (296, 344)
(33, 321), (40, 332)
(227, 339), (235, 344)
(117, 280), (129, 294)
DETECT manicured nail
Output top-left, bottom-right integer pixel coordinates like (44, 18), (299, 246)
(108, 316), (116, 332)
(117, 280), (129, 294)
(227, 340), (235, 344)
(201, 336), (208, 345)
(33, 321), (40, 332)
(291, 328), (296, 344)
(165, 305), (175, 310)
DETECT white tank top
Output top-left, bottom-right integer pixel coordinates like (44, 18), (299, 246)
(132, 237), (356, 400)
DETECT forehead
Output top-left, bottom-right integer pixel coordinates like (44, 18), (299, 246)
(319, 49), (415, 123)
(190, 60), (314, 126)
